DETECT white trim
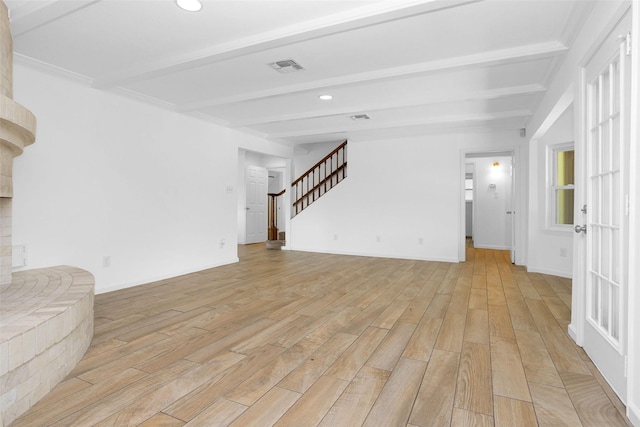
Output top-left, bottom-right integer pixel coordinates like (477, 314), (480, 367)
(14, 53), (92, 85)
(95, 257), (240, 294)
(546, 142), (576, 229)
(266, 111), (532, 140)
(571, 61), (588, 348)
(628, 402), (640, 427)
(289, 247), (459, 264)
(473, 244), (511, 251)
(626, 0), (639, 421)
(568, 323), (579, 341)
(526, 266), (573, 279)
(231, 84), (546, 128)
(529, 86), (574, 141)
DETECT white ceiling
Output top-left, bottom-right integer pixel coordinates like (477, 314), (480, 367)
(6, 0), (592, 146)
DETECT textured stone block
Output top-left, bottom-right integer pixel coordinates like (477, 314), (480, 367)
(0, 267), (95, 425)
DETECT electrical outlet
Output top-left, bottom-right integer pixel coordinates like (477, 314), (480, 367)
(103, 256), (111, 268)
(220, 238), (226, 248)
(333, 234), (338, 241)
(418, 237), (423, 245)
(376, 236), (381, 243)
(560, 248), (567, 257)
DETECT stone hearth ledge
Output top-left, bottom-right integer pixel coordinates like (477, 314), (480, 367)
(0, 266), (94, 426)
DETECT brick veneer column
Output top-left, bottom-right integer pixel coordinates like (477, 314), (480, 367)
(0, 0), (36, 285)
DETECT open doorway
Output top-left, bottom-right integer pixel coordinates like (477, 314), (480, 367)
(461, 151), (516, 262)
(237, 149), (290, 247)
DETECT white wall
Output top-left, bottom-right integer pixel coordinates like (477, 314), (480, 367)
(290, 130), (524, 262)
(12, 63), (252, 293)
(527, 106), (574, 278)
(293, 140), (345, 179)
(470, 156), (512, 250)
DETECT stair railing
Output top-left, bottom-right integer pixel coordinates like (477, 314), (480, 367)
(268, 189), (285, 240)
(292, 140), (347, 216)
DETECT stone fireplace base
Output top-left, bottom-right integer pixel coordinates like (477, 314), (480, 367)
(0, 267), (94, 426)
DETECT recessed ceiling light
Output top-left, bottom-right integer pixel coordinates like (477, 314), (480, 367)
(319, 95), (333, 101)
(176, 0), (202, 12)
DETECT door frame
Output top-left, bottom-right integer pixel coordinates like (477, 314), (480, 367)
(459, 147), (520, 263)
(570, 1), (631, 349)
(571, 2), (634, 406)
(237, 149), (293, 247)
(628, 2), (640, 424)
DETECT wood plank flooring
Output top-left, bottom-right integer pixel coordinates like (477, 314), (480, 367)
(12, 241), (632, 426)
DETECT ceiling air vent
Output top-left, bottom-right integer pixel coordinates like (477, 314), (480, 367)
(350, 114), (371, 121)
(268, 59), (305, 73)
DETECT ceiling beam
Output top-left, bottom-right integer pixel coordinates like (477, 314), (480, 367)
(177, 41), (566, 113)
(265, 110), (533, 139)
(229, 84), (546, 128)
(91, 0), (481, 89)
(8, 0), (102, 37)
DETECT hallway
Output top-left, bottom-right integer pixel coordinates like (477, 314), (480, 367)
(12, 243), (631, 426)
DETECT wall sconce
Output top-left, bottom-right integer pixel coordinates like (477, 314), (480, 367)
(493, 162), (500, 167)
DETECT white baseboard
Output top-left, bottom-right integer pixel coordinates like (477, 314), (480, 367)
(289, 246), (459, 263)
(526, 265), (573, 279)
(628, 401), (640, 426)
(567, 323), (578, 343)
(96, 257), (239, 294)
(472, 244), (511, 250)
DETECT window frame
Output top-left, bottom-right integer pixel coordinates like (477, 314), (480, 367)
(547, 142), (575, 231)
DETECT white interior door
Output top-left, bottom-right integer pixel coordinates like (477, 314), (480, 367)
(579, 11), (631, 401)
(245, 165), (267, 244)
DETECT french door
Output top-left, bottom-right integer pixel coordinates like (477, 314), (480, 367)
(579, 10), (631, 401)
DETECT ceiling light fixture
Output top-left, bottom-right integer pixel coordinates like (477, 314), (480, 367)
(319, 95), (333, 100)
(176, 0), (202, 12)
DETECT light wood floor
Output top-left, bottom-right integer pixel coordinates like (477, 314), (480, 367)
(12, 241), (632, 426)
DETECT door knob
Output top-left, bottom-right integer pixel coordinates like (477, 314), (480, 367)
(574, 225), (587, 234)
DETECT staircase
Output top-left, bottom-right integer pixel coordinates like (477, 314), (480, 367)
(266, 140), (347, 249)
(292, 140), (347, 217)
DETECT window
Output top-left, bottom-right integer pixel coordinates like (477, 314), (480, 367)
(550, 145), (575, 227)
